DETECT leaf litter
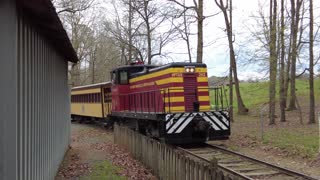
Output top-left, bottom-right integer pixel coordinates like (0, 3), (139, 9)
(56, 123), (157, 180)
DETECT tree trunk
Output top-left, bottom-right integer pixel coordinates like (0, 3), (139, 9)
(309, 0), (315, 124)
(288, 0), (302, 110)
(269, 0), (277, 125)
(128, 0), (133, 64)
(186, 35), (192, 63)
(144, 0), (152, 64)
(91, 45), (97, 84)
(215, 0), (248, 114)
(284, 35), (292, 108)
(120, 45), (126, 65)
(183, 5), (192, 63)
(229, 67), (233, 122)
(70, 21), (81, 87)
(279, 0), (286, 122)
(70, 63), (81, 87)
(196, 0), (203, 63)
(229, 0), (233, 122)
(232, 60), (248, 114)
(146, 22), (152, 65)
(91, 59), (95, 84)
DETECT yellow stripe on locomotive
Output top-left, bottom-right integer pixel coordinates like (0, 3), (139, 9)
(129, 66), (210, 113)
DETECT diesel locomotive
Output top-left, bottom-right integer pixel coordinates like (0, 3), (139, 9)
(71, 62), (230, 144)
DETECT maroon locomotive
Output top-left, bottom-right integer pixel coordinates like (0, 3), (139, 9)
(109, 62), (230, 144)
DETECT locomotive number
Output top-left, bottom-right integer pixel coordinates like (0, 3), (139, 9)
(172, 73), (182, 77)
(198, 72), (206, 77)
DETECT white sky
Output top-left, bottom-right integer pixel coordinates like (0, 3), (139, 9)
(167, 0), (320, 80)
(98, 0), (319, 80)
(164, 0), (262, 80)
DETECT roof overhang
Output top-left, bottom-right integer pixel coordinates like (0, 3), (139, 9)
(15, 0), (79, 63)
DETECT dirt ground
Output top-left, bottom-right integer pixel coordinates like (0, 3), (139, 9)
(56, 106), (319, 179)
(55, 123), (157, 180)
(209, 104), (320, 179)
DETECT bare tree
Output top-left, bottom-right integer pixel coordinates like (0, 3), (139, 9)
(269, 0), (277, 124)
(108, 0), (147, 64)
(196, 0), (204, 63)
(127, 0), (133, 63)
(168, 0), (206, 63)
(287, 0), (303, 110)
(279, 0), (286, 122)
(274, 0), (306, 114)
(53, 0), (97, 86)
(309, 0), (315, 124)
(128, 0), (178, 64)
(183, 3), (194, 63)
(140, 0), (152, 64)
(54, 0), (124, 86)
(82, 21), (124, 85)
(89, 43), (97, 84)
(175, 0), (194, 62)
(53, 0), (95, 14)
(215, 0), (249, 115)
(242, 0), (318, 123)
(228, 0), (233, 121)
(69, 20), (95, 86)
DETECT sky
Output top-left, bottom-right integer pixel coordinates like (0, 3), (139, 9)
(99, 0), (319, 80)
(166, 0), (320, 80)
(162, 0), (263, 79)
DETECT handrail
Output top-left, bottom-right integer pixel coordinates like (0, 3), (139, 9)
(118, 86), (229, 114)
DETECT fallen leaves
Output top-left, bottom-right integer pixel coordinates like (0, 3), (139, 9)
(56, 150), (91, 179)
(56, 123), (157, 180)
(91, 142), (156, 180)
(310, 154), (320, 167)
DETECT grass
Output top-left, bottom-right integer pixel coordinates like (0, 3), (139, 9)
(263, 128), (319, 158)
(228, 144), (240, 151)
(229, 78), (320, 112)
(82, 161), (126, 180)
(217, 78), (320, 159)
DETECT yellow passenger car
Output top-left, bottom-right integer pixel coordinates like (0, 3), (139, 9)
(71, 82), (112, 122)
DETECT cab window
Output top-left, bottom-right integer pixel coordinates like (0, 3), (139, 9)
(119, 71), (128, 84)
(111, 71), (117, 84)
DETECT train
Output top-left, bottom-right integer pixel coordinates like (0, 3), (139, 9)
(71, 62), (230, 144)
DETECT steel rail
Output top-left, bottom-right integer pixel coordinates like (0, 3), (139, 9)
(205, 144), (318, 180)
(177, 143), (318, 180)
(176, 146), (253, 180)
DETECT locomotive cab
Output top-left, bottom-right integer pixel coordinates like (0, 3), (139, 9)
(111, 65), (158, 112)
(111, 68), (129, 112)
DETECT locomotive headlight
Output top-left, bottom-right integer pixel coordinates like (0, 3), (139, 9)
(185, 66), (195, 73)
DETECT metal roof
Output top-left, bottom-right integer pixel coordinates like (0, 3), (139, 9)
(16, 0), (78, 63)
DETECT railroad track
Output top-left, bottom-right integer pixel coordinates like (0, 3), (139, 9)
(178, 143), (317, 180)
